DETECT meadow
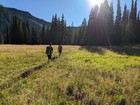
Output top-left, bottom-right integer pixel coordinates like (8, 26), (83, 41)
(0, 45), (140, 105)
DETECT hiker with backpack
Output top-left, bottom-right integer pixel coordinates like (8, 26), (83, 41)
(46, 43), (53, 63)
(58, 43), (62, 56)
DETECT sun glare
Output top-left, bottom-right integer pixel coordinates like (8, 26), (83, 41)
(88, 0), (103, 7)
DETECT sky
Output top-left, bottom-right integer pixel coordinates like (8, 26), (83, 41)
(0, 0), (140, 26)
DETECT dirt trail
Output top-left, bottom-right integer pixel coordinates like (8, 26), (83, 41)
(0, 55), (60, 91)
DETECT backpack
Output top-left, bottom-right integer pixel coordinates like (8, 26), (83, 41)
(58, 45), (62, 51)
(46, 47), (52, 55)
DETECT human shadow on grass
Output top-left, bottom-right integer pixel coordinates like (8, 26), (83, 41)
(22, 56), (59, 78)
(51, 55), (59, 61)
(80, 45), (140, 56)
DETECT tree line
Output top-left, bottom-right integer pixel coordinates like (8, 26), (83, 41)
(82, 0), (140, 45)
(1, 14), (78, 45)
(3, 15), (49, 44)
(0, 0), (140, 45)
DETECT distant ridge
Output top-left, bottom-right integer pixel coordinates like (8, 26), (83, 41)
(0, 5), (51, 34)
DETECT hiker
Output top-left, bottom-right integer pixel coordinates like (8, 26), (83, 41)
(46, 43), (53, 63)
(58, 43), (63, 56)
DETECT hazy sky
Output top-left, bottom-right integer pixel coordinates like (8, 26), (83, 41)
(0, 0), (140, 26)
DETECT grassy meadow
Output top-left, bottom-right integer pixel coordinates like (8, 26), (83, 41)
(0, 45), (140, 105)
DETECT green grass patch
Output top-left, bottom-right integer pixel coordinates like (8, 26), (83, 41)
(0, 45), (140, 105)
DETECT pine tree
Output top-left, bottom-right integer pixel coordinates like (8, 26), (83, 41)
(84, 8), (93, 45)
(31, 27), (38, 44)
(5, 25), (9, 44)
(109, 1), (115, 45)
(137, 11), (140, 20)
(84, 5), (99, 45)
(138, 12), (140, 43)
(10, 16), (22, 44)
(94, 0), (112, 46)
(45, 26), (50, 44)
(135, 11), (140, 43)
(22, 21), (29, 44)
(49, 16), (54, 43)
(126, 0), (137, 43)
(130, 0), (134, 20)
(97, 3), (105, 45)
(41, 24), (45, 44)
(133, 0), (138, 43)
(0, 33), (4, 44)
(114, 0), (122, 45)
(77, 18), (87, 45)
(60, 14), (66, 44)
(54, 14), (58, 44)
(104, 0), (114, 45)
(134, 0), (137, 21)
(57, 17), (61, 44)
(129, 0), (137, 21)
(70, 22), (74, 44)
(122, 5), (128, 26)
(49, 14), (58, 44)
(26, 21), (31, 44)
(65, 25), (72, 45)
(122, 4), (129, 43)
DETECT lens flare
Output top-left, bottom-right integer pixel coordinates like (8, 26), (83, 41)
(88, 0), (103, 7)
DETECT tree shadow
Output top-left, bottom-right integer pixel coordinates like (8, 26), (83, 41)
(80, 46), (107, 55)
(80, 45), (140, 56)
(107, 45), (140, 56)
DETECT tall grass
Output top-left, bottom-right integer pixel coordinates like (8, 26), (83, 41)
(0, 45), (140, 105)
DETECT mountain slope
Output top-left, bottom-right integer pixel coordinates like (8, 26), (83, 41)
(0, 5), (51, 33)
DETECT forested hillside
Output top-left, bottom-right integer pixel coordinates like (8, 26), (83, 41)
(0, 5), (51, 44)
